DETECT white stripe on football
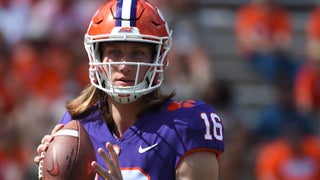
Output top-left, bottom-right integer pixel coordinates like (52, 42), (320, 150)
(54, 129), (79, 137)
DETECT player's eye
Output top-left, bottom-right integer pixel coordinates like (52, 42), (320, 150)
(132, 50), (144, 58)
(130, 49), (152, 62)
(103, 49), (122, 62)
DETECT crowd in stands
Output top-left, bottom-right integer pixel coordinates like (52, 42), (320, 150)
(0, 0), (103, 179)
(0, 0), (320, 179)
(235, 0), (320, 180)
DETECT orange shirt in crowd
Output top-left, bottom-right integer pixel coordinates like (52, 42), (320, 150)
(256, 136), (320, 180)
(294, 6), (320, 113)
(235, 2), (292, 55)
(306, 7), (320, 40)
(294, 63), (320, 112)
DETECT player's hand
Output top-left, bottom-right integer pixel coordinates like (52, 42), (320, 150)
(33, 124), (64, 165)
(92, 142), (123, 180)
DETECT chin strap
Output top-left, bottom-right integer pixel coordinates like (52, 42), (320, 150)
(108, 81), (148, 104)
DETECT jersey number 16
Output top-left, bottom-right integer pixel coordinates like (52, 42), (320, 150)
(201, 113), (223, 141)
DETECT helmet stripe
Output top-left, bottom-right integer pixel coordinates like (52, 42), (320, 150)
(115, 0), (123, 26)
(129, 0), (137, 26)
(115, 0), (138, 27)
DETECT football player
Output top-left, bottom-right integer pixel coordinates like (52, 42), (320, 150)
(34, 0), (224, 179)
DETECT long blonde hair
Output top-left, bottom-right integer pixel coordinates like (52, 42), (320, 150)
(66, 85), (175, 121)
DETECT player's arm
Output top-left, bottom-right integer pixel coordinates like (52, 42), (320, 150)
(175, 151), (219, 180)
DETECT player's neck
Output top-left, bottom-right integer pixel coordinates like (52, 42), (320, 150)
(107, 98), (143, 137)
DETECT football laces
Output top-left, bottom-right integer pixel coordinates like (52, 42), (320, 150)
(38, 152), (45, 180)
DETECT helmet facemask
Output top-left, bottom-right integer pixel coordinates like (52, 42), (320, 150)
(85, 35), (171, 104)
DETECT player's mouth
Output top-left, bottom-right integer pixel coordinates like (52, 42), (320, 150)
(114, 77), (135, 86)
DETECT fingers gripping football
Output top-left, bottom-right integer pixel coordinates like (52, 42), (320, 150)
(39, 120), (96, 180)
(34, 124), (64, 164)
(34, 124), (64, 179)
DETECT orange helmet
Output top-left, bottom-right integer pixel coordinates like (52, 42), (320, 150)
(84, 0), (172, 103)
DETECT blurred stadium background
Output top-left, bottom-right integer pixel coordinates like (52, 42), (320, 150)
(0, 0), (319, 179)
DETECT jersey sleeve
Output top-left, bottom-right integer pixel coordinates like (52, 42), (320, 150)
(169, 100), (225, 166)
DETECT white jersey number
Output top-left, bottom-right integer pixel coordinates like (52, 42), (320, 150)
(201, 113), (223, 141)
(121, 168), (149, 180)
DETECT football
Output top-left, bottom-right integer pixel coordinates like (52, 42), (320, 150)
(41, 120), (96, 180)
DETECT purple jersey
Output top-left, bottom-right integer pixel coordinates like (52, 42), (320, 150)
(60, 100), (224, 180)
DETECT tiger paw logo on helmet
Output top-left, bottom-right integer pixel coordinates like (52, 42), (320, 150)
(118, 27), (134, 33)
